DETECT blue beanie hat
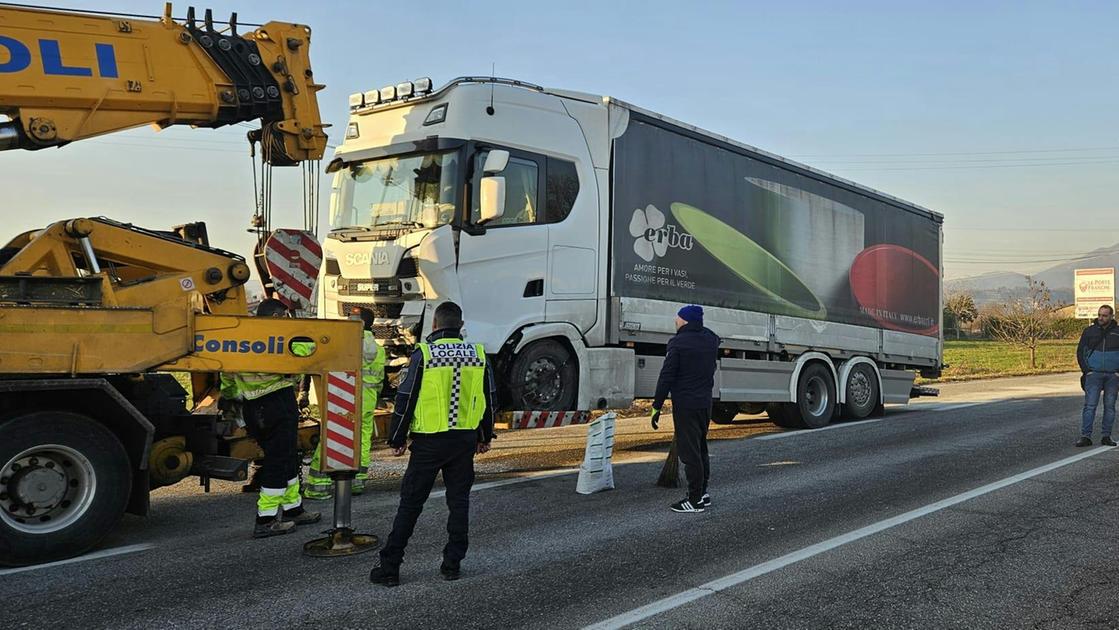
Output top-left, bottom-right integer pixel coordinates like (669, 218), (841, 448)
(678, 304), (703, 323)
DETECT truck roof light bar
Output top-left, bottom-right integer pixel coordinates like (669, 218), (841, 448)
(348, 92), (364, 110)
(396, 81), (414, 99)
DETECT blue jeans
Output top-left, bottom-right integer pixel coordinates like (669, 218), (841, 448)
(1081, 371), (1119, 437)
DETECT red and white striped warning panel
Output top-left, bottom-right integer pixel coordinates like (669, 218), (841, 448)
(510, 410), (591, 430)
(323, 371), (359, 471)
(263, 229), (322, 313)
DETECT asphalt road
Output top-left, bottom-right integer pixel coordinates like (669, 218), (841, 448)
(5, 372), (1117, 630)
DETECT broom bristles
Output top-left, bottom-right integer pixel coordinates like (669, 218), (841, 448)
(656, 435), (680, 487)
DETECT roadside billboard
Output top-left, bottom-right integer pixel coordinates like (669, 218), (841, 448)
(1074, 267), (1115, 319)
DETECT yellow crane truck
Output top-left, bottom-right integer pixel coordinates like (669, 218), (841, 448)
(0, 4), (365, 566)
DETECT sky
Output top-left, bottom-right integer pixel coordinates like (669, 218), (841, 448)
(3, 0), (1118, 282)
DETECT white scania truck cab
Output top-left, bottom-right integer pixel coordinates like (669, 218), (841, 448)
(321, 76), (943, 427)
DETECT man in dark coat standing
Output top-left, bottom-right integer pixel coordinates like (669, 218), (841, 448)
(651, 305), (720, 513)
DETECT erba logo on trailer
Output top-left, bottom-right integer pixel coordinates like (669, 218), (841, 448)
(628, 204), (694, 262)
(0, 36), (119, 77)
(194, 335), (288, 355)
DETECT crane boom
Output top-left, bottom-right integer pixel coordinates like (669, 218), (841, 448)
(0, 2), (327, 164)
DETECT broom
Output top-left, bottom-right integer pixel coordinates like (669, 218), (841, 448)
(656, 435), (680, 488)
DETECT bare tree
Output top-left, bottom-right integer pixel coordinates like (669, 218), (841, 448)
(988, 277), (1057, 368)
(944, 291), (979, 340)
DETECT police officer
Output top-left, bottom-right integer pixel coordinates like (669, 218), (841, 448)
(369, 301), (496, 586)
(220, 299), (320, 538)
(304, 308), (386, 499)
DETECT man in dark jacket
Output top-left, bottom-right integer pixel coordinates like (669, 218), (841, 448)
(652, 305), (720, 513)
(1076, 304), (1119, 447)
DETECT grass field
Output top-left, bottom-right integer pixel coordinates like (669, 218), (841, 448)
(931, 339), (1079, 382)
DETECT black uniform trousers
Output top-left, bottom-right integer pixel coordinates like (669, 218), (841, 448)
(243, 387), (301, 492)
(380, 431), (477, 569)
(674, 406), (711, 503)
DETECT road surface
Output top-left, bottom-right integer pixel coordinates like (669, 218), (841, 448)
(6, 372), (1115, 629)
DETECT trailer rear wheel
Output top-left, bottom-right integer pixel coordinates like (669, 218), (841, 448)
(843, 363), (879, 420)
(0, 411), (132, 567)
(507, 340), (578, 411)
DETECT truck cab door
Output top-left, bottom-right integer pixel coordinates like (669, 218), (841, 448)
(455, 149), (548, 349)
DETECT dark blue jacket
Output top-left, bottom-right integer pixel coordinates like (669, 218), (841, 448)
(653, 321), (720, 411)
(1078, 320), (1119, 373)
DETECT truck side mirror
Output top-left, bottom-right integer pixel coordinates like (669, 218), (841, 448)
(478, 176), (506, 224)
(482, 149), (509, 174)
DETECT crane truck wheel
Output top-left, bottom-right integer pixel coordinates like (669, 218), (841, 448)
(0, 411), (132, 567)
(507, 340), (578, 412)
(843, 363), (880, 420)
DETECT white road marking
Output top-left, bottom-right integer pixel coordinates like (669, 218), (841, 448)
(756, 417), (887, 440)
(755, 397), (1017, 440)
(432, 468), (579, 498)
(583, 446), (1116, 630)
(0, 543), (154, 576)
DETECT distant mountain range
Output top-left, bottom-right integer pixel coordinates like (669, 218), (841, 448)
(946, 243), (1119, 306)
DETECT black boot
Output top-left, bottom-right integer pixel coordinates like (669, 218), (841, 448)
(440, 561), (461, 581)
(370, 563), (400, 587)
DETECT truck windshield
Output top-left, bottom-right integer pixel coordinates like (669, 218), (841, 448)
(329, 150), (460, 231)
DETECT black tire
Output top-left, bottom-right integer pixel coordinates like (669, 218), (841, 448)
(711, 401), (739, 425)
(739, 402), (767, 416)
(766, 403), (804, 429)
(0, 411), (132, 566)
(793, 363), (837, 429)
(507, 340), (578, 411)
(843, 363), (879, 420)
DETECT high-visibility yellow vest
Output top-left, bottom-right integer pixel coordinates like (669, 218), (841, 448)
(412, 338), (487, 433)
(363, 330), (386, 395)
(220, 340), (314, 401)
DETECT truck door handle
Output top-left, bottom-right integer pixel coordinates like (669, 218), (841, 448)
(523, 279), (544, 297)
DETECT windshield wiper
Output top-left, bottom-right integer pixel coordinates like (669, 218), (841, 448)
(330, 225), (373, 233)
(371, 220), (426, 229)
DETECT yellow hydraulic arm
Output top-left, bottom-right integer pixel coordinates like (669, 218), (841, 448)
(0, 2), (327, 164)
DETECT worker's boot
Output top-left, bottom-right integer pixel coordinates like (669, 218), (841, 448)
(253, 516), (295, 539)
(283, 507), (321, 527)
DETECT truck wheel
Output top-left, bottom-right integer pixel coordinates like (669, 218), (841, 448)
(711, 402), (739, 425)
(508, 340), (578, 411)
(793, 363), (836, 429)
(739, 402), (766, 416)
(766, 403), (804, 429)
(0, 411), (132, 567)
(843, 363), (879, 420)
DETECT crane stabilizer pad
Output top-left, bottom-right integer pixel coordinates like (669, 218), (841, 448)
(303, 529), (380, 557)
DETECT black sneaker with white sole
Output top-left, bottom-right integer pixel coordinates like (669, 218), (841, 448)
(700, 493), (711, 508)
(670, 499), (705, 513)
